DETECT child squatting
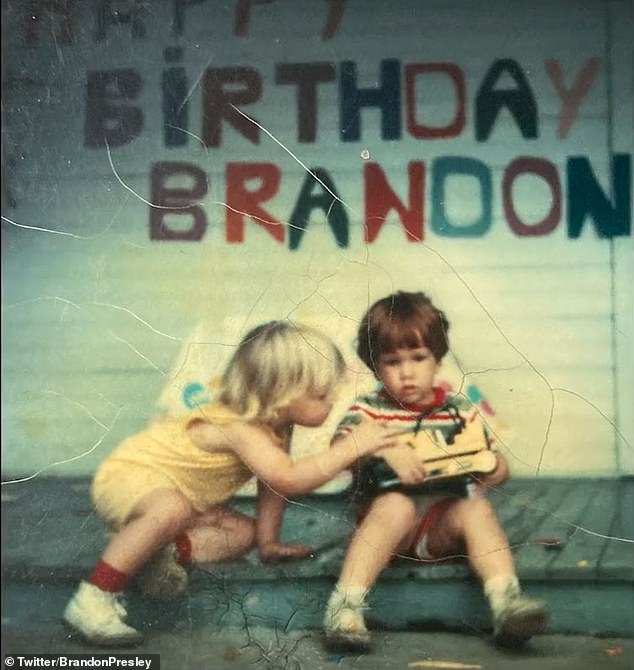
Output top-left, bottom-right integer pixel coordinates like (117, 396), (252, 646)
(63, 321), (401, 645)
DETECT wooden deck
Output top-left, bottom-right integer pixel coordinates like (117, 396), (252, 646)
(486, 477), (633, 582)
(2, 476), (633, 636)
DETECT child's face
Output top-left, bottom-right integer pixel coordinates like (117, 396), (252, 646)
(377, 346), (439, 405)
(285, 390), (334, 427)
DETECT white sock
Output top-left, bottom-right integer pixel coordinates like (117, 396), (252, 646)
(484, 574), (520, 615)
(329, 584), (368, 609)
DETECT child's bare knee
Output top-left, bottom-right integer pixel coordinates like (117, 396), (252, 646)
(454, 497), (497, 527)
(223, 512), (255, 554)
(155, 491), (195, 532)
(240, 520), (256, 552)
(470, 496), (496, 519)
(228, 515), (255, 553)
(372, 492), (417, 525)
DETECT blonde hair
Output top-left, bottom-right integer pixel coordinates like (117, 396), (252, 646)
(217, 321), (346, 424)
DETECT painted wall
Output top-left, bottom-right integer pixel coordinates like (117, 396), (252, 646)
(2, 0), (632, 484)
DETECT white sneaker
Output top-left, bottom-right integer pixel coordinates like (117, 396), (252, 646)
(134, 544), (188, 600)
(63, 581), (142, 646)
(493, 588), (549, 647)
(323, 588), (371, 651)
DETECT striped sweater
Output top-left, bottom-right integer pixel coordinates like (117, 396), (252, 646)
(334, 387), (491, 447)
(334, 387), (494, 497)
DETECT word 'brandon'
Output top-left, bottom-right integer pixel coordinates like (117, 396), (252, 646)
(149, 156), (631, 248)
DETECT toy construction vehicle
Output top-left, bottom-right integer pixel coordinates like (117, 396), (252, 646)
(356, 417), (497, 496)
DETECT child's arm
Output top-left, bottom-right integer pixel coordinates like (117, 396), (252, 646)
(255, 479), (312, 563)
(190, 419), (400, 497)
(373, 443), (428, 486)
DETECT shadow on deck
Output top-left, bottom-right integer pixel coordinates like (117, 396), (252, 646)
(2, 476), (633, 637)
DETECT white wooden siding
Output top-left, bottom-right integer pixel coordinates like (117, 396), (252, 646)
(1, 0), (632, 478)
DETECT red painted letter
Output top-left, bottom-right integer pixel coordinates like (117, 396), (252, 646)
(503, 157), (561, 236)
(226, 162), (283, 242)
(202, 67), (262, 147)
(545, 57), (601, 139)
(276, 62), (336, 142)
(234, 0), (274, 36)
(364, 162), (425, 242)
(406, 63), (466, 139)
(322, 0), (345, 40)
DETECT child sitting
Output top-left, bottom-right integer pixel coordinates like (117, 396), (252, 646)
(323, 292), (549, 649)
(63, 321), (401, 646)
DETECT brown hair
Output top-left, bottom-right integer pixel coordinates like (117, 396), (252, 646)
(357, 292), (450, 375)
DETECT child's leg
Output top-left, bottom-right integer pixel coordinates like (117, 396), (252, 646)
(324, 492), (417, 649)
(100, 488), (195, 577)
(134, 504), (254, 600)
(425, 496), (514, 581)
(186, 505), (255, 562)
(426, 497), (549, 645)
(64, 487), (195, 645)
(337, 491), (417, 588)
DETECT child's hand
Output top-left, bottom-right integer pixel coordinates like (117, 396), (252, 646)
(474, 452), (509, 489)
(259, 542), (314, 564)
(346, 419), (404, 457)
(377, 444), (427, 486)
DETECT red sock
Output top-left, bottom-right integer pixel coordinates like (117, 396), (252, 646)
(174, 532), (192, 566)
(89, 560), (130, 593)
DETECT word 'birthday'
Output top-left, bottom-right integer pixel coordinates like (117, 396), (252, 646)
(86, 57), (604, 147)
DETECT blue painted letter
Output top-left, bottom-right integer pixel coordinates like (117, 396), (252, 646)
(431, 157), (492, 237)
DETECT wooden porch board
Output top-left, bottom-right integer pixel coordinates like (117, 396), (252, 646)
(545, 483), (621, 580)
(598, 478), (634, 581)
(2, 476), (632, 635)
(513, 481), (594, 579)
(500, 479), (577, 549)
